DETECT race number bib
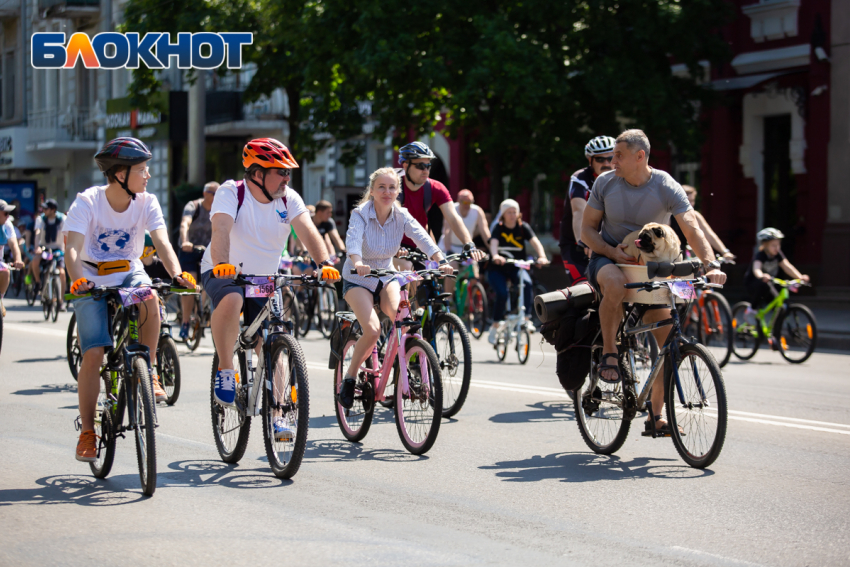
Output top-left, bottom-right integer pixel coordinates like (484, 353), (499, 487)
(667, 281), (696, 300)
(119, 287), (153, 307)
(393, 271), (423, 287)
(423, 260), (439, 270)
(246, 277), (275, 298)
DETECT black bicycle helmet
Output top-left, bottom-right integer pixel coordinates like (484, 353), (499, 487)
(94, 137), (152, 200)
(44, 198), (59, 209)
(398, 141), (437, 163)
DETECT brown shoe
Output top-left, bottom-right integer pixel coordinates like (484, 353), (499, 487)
(152, 374), (167, 403)
(76, 430), (98, 462)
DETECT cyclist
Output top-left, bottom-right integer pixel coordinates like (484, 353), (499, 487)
(581, 129), (725, 436)
(178, 181), (218, 340)
(559, 136), (616, 284)
(487, 198), (550, 342)
(314, 200), (345, 257)
(31, 199), (67, 310)
(0, 199), (25, 316)
(65, 137), (195, 463)
(438, 189), (491, 295)
(338, 167), (453, 409)
(744, 228), (809, 309)
(202, 138), (339, 434)
(671, 185), (736, 261)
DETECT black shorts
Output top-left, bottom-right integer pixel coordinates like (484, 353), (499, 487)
(201, 270), (270, 328)
(586, 253), (616, 296)
(179, 249), (204, 274)
(560, 244), (588, 284)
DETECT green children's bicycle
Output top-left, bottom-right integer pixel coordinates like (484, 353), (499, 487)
(731, 278), (818, 364)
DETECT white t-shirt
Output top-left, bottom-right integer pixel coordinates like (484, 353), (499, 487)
(34, 214), (65, 247)
(0, 218), (14, 257)
(200, 179), (308, 275)
(64, 186), (167, 287)
(438, 203), (480, 254)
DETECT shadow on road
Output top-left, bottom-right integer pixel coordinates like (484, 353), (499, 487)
(160, 460), (290, 489)
(490, 400), (575, 424)
(480, 452), (713, 483)
(11, 383), (77, 396)
(303, 439), (427, 463)
(0, 475), (146, 507)
(14, 355), (67, 364)
(308, 409), (396, 430)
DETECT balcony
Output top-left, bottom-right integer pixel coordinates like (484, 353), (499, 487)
(38, 0), (99, 19)
(27, 108), (99, 152)
(204, 90), (288, 139)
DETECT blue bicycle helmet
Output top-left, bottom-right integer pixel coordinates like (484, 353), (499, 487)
(398, 141), (437, 163)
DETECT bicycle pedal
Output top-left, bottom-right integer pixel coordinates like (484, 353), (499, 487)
(74, 416), (82, 432)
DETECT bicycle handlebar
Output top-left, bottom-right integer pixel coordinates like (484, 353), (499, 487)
(623, 276), (723, 292)
(350, 267), (457, 279)
(65, 280), (192, 302)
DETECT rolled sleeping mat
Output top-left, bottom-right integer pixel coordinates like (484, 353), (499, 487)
(646, 259), (702, 279)
(534, 281), (598, 324)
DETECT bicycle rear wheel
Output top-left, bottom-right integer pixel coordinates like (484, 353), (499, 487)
(433, 312), (472, 418)
(186, 300), (203, 351)
(700, 293), (733, 368)
(67, 313), (82, 381)
(629, 332), (658, 386)
(517, 328), (530, 364)
(574, 345), (632, 455)
(90, 372), (117, 479)
(262, 334), (310, 479)
(467, 282), (488, 339)
(495, 326), (508, 361)
(131, 357), (157, 496)
(41, 281), (50, 320)
(157, 335), (181, 405)
(210, 351), (251, 463)
(25, 280), (37, 306)
(50, 277), (61, 322)
(335, 338), (375, 442)
(666, 343), (727, 469)
(395, 337), (442, 455)
(296, 291), (312, 337)
(777, 304), (817, 364)
(731, 301), (761, 360)
(317, 286), (338, 338)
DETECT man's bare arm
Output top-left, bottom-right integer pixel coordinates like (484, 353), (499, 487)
(440, 202), (473, 245)
(210, 213), (234, 266)
(571, 198), (587, 243)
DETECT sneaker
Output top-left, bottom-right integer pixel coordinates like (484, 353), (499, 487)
(338, 377), (356, 409)
(179, 322), (190, 340)
(75, 430), (98, 462)
(273, 417), (294, 442)
(0, 298), (5, 318)
(488, 321), (506, 345)
(214, 369), (237, 406)
(152, 373), (167, 403)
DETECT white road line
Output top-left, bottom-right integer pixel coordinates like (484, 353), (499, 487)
(726, 409), (850, 429)
(4, 322), (67, 338)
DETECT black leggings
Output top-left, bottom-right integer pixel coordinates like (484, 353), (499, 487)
(747, 279), (778, 308)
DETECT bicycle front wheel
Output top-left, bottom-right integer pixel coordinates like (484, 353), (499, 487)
(317, 286), (338, 338)
(67, 313), (82, 381)
(495, 326), (508, 361)
(467, 282), (488, 339)
(395, 337), (442, 455)
(262, 334), (310, 479)
(433, 312), (472, 418)
(700, 293), (733, 368)
(186, 300), (203, 352)
(157, 335), (181, 405)
(131, 357), (157, 496)
(335, 338), (375, 441)
(26, 281), (37, 306)
(281, 290), (301, 337)
(777, 304), (817, 364)
(210, 351), (251, 463)
(574, 345), (632, 455)
(50, 278), (61, 322)
(296, 291), (312, 337)
(666, 343), (727, 469)
(42, 283), (50, 320)
(90, 372), (117, 479)
(731, 301), (761, 360)
(517, 328), (530, 364)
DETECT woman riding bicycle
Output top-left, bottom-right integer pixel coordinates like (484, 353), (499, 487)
(338, 167), (453, 409)
(487, 198), (549, 341)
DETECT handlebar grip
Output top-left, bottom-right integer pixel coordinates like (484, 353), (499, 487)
(624, 283), (647, 289)
(350, 269), (358, 275)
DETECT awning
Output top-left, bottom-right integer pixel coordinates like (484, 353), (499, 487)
(709, 71), (793, 91)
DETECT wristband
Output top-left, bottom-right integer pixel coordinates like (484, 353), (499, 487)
(463, 242), (476, 252)
(320, 259), (334, 267)
(439, 258), (449, 266)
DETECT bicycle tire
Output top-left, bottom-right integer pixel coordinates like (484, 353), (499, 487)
(318, 286), (338, 339)
(517, 328), (531, 364)
(186, 300), (203, 351)
(777, 304), (817, 364)
(630, 331), (658, 386)
(495, 326), (508, 361)
(731, 301), (761, 360)
(394, 337), (442, 455)
(666, 343), (727, 469)
(210, 351), (251, 463)
(334, 338), (375, 442)
(468, 282), (488, 339)
(67, 313), (82, 381)
(90, 373), (117, 479)
(51, 277), (61, 322)
(432, 312), (472, 418)
(296, 290), (312, 337)
(574, 344), (632, 455)
(41, 279), (50, 320)
(262, 334), (310, 479)
(131, 357), (157, 496)
(700, 292), (733, 368)
(26, 281), (36, 306)
(158, 335), (181, 405)
(281, 290), (301, 338)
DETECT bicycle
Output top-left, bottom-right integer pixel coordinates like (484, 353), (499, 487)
(492, 258), (537, 364)
(209, 270), (314, 479)
(403, 249), (473, 417)
(680, 257), (734, 367)
(65, 281), (190, 496)
(39, 249), (64, 323)
(67, 288), (190, 407)
(331, 267), (443, 455)
(731, 278), (817, 364)
(574, 263), (728, 469)
(449, 256), (488, 340)
(179, 245), (212, 352)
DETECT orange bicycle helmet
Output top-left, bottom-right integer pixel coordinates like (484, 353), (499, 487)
(242, 138), (299, 170)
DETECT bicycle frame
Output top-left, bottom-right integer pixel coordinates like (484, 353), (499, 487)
(755, 286), (790, 337)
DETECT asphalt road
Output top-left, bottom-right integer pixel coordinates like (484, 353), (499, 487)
(1, 296), (848, 566)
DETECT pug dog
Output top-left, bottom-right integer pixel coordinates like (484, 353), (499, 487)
(621, 222), (681, 265)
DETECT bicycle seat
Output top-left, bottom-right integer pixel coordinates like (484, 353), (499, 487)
(645, 260), (702, 279)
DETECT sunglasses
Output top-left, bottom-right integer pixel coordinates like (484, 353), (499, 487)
(593, 156), (614, 163)
(270, 168), (292, 177)
(410, 162), (432, 171)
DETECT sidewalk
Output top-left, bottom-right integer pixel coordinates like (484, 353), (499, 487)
(809, 307), (850, 352)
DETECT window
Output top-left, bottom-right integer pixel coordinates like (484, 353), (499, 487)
(2, 19), (16, 121)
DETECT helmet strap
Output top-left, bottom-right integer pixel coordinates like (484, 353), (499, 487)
(117, 166), (136, 200)
(257, 169), (275, 202)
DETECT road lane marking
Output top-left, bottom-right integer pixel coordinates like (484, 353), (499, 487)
(4, 323), (66, 338)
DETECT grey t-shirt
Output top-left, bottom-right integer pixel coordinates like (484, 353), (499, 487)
(587, 169), (692, 247)
(182, 198), (212, 247)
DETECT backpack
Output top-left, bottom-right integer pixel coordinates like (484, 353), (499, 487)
(233, 180), (287, 221)
(541, 305), (600, 392)
(40, 212), (65, 244)
(397, 178), (432, 212)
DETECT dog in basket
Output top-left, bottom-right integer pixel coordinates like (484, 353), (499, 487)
(621, 222), (681, 265)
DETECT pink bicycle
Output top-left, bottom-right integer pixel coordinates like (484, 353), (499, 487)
(331, 268), (444, 455)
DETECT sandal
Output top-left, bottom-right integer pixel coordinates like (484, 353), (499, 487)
(598, 353), (621, 384)
(641, 414), (685, 437)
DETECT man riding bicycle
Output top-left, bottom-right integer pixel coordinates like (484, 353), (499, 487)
(31, 199), (68, 310)
(580, 130), (726, 436)
(438, 188), (491, 295)
(202, 138), (339, 440)
(178, 181), (218, 340)
(0, 199), (25, 317)
(66, 137), (195, 463)
(559, 136), (616, 285)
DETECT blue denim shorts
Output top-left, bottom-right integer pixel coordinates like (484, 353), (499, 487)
(74, 270), (153, 354)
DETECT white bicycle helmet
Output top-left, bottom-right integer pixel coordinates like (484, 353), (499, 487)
(757, 227), (785, 242)
(585, 135), (616, 157)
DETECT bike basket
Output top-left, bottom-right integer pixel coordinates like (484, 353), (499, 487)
(618, 264), (685, 305)
(328, 311), (359, 369)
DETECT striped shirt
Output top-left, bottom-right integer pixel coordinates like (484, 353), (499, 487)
(343, 200), (441, 291)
